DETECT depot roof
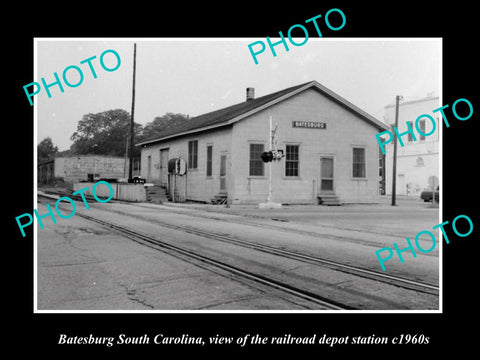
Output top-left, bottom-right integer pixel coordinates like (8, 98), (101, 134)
(136, 80), (389, 146)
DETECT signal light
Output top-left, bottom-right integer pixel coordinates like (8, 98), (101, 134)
(274, 149), (284, 160)
(261, 151), (274, 162)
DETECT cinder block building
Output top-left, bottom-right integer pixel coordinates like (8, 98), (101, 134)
(38, 155), (129, 184)
(137, 81), (389, 204)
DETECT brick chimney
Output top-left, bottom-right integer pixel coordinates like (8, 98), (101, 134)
(246, 87), (255, 101)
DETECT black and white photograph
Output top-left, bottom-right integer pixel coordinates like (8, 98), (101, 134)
(7, 2), (478, 355)
(34, 38), (441, 312)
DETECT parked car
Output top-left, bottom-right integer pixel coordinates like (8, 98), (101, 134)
(421, 186), (439, 202)
(132, 176), (146, 184)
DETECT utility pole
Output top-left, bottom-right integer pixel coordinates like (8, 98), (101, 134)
(391, 95), (402, 206)
(267, 116), (272, 202)
(128, 43), (137, 182)
(123, 135), (129, 179)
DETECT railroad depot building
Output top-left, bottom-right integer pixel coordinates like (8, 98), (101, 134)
(137, 81), (389, 205)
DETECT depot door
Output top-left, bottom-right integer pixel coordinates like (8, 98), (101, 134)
(219, 154), (227, 193)
(159, 148), (169, 187)
(147, 155), (152, 182)
(320, 156), (334, 192)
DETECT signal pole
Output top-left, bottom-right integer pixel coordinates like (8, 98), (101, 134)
(259, 116), (282, 209)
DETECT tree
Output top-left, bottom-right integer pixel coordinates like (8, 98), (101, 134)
(37, 137), (58, 163)
(140, 112), (189, 141)
(70, 109), (143, 157)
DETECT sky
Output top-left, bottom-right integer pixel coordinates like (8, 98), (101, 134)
(36, 38), (441, 151)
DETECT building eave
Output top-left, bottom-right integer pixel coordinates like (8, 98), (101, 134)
(136, 122), (233, 146)
(137, 80), (389, 146)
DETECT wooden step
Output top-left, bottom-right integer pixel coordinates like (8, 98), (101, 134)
(146, 185), (169, 204)
(211, 194), (228, 205)
(317, 194), (342, 206)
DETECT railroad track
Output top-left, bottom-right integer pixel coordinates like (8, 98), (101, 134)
(129, 202), (438, 256)
(95, 205), (439, 296)
(74, 211), (352, 310)
(38, 193), (439, 308)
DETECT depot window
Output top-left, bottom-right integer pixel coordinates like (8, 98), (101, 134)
(285, 144), (299, 177)
(206, 145), (213, 177)
(249, 143), (264, 176)
(352, 147), (366, 178)
(188, 140), (198, 169)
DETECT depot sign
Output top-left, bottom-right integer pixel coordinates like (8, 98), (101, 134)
(292, 121), (326, 129)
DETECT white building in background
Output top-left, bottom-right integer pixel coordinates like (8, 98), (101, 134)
(384, 94), (440, 197)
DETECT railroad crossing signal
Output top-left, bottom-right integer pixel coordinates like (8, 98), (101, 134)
(274, 149), (284, 160)
(261, 150), (284, 162)
(261, 151), (274, 162)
